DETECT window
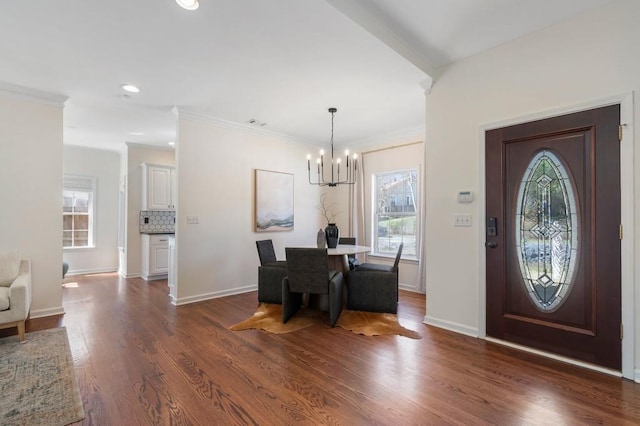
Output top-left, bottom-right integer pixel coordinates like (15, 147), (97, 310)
(63, 175), (96, 248)
(373, 169), (418, 259)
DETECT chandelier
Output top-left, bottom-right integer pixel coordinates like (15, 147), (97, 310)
(307, 108), (357, 187)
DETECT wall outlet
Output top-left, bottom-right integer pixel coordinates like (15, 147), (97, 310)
(453, 214), (472, 227)
(186, 216), (199, 224)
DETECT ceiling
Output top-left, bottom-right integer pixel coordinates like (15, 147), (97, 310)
(0, 0), (614, 152)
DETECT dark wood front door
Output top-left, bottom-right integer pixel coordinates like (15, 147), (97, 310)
(485, 105), (621, 370)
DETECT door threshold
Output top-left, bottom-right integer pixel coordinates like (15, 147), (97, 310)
(485, 337), (621, 378)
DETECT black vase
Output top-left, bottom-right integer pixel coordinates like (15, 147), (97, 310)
(325, 223), (339, 249)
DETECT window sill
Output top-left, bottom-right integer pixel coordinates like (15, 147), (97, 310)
(367, 253), (419, 264)
(63, 246), (96, 252)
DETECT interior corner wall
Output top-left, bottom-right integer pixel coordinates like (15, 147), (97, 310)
(424, 0), (640, 344)
(123, 144), (175, 278)
(0, 93), (64, 317)
(63, 145), (120, 275)
(175, 117), (323, 304)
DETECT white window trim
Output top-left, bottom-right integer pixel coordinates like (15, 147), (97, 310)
(371, 167), (419, 260)
(63, 175), (97, 250)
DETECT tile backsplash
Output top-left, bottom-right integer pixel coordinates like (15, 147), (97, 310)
(139, 210), (175, 233)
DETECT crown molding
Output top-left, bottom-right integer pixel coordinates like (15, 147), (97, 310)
(347, 124), (425, 150)
(125, 141), (175, 152)
(174, 107), (316, 146)
(0, 81), (68, 107)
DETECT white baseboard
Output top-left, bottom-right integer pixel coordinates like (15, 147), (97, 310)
(119, 272), (141, 279)
(67, 267), (117, 276)
(399, 283), (423, 293)
(141, 273), (168, 281)
(30, 306), (65, 319)
(172, 285), (258, 306)
(423, 314), (479, 338)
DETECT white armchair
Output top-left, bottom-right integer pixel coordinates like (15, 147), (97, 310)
(0, 251), (32, 341)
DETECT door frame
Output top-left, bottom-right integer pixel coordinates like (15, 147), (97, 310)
(478, 92), (635, 379)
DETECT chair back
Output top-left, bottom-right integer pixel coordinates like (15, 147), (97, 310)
(256, 240), (277, 265)
(392, 243), (404, 272)
(285, 248), (330, 294)
(338, 237), (356, 246)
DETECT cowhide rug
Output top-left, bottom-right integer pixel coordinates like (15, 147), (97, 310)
(230, 303), (421, 339)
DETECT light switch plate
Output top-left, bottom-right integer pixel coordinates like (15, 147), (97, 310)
(186, 216), (199, 224)
(453, 214), (472, 227)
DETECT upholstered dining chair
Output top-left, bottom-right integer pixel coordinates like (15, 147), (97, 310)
(338, 236), (360, 270)
(282, 248), (344, 326)
(347, 243), (403, 314)
(256, 239), (287, 268)
(256, 240), (287, 304)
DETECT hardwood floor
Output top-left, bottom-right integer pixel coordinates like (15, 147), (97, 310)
(6, 273), (640, 425)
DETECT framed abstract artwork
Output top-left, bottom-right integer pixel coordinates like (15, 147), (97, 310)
(255, 169), (294, 232)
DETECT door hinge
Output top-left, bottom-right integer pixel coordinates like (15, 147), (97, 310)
(621, 323), (624, 340)
(619, 125), (623, 141)
(619, 224), (623, 240)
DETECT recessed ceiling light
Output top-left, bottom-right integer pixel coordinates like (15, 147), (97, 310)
(168, 141), (175, 146)
(176, 0), (199, 10)
(129, 131), (144, 136)
(121, 84), (140, 93)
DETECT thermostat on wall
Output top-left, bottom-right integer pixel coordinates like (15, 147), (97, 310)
(457, 191), (473, 203)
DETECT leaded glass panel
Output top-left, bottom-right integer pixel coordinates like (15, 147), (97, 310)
(515, 150), (578, 312)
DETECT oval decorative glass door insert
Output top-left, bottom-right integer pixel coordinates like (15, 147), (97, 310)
(515, 150), (579, 312)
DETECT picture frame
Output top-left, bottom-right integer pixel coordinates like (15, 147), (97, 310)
(254, 169), (294, 232)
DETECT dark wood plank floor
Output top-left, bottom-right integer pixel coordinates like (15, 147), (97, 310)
(6, 273), (640, 425)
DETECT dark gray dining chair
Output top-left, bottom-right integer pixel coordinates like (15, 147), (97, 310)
(282, 248), (344, 326)
(347, 243), (403, 314)
(256, 240), (287, 304)
(256, 239), (287, 268)
(338, 236), (360, 270)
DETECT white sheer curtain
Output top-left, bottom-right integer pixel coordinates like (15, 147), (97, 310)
(349, 153), (366, 251)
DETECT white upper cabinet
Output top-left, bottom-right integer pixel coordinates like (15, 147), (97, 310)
(142, 163), (175, 210)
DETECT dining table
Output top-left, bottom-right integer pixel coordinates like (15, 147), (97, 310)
(326, 244), (371, 274)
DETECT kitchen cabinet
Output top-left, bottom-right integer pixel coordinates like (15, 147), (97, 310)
(142, 163), (175, 210)
(141, 234), (170, 280)
(168, 235), (176, 300)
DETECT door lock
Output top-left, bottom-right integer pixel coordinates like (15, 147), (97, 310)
(485, 241), (497, 249)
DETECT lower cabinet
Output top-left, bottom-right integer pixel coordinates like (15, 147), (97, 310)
(141, 234), (170, 280)
(168, 235), (177, 300)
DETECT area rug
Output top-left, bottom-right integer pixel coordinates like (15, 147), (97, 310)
(0, 327), (85, 425)
(230, 303), (421, 339)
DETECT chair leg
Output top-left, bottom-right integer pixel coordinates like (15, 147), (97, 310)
(282, 278), (302, 323)
(328, 277), (344, 327)
(17, 320), (25, 342)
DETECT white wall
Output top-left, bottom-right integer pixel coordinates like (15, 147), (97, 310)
(63, 145), (120, 275)
(0, 86), (66, 318)
(175, 114), (323, 304)
(424, 0), (639, 370)
(122, 143), (174, 277)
